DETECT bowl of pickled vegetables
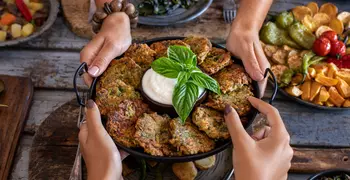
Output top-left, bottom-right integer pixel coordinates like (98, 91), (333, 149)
(260, 2), (350, 109)
(0, 0), (59, 47)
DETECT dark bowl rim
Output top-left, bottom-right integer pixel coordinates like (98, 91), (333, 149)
(74, 36), (264, 162)
(308, 169), (350, 180)
(0, 0), (59, 47)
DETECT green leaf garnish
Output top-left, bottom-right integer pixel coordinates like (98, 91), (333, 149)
(191, 72), (221, 94)
(172, 81), (199, 124)
(177, 71), (191, 85)
(167, 45), (196, 66)
(151, 57), (183, 78)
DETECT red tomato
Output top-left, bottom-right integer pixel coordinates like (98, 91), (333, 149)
(320, 31), (338, 42)
(312, 37), (331, 56)
(342, 60), (350, 69)
(342, 55), (350, 61)
(329, 41), (346, 57)
(327, 57), (342, 68)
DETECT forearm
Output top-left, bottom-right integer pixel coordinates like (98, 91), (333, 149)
(95, 0), (112, 8)
(234, 0), (273, 30)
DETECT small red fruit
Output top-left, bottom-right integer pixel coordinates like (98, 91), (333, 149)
(329, 41), (346, 57)
(313, 37), (331, 56)
(342, 55), (350, 61)
(320, 31), (338, 42)
(327, 57), (342, 68)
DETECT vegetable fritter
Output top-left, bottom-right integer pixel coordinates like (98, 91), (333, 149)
(213, 64), (252, 94)
(106, 99), (150, 148)
(124, 43), (157, 71)
(192, 106), (230, 140)
(134, 113), (180, 156)
(95, 79), (142, 116)
(200, 47), (232, 75)
(184, 36), (212, 65)
(150, 40), (190, 58)
(206, 86), (253, 116)
(98, 57), (142, 88)
(169, 119), (215, 155)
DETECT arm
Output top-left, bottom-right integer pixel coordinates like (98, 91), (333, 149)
(226, 0), (273, 97)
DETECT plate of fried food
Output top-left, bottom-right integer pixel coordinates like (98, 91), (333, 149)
(0, 0), (59, 47)
(130, 0), (213, 26)
(74, 36), (277, 162)
(260, 2), (350, 109)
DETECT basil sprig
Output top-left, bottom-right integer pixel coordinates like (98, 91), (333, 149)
(151, 45), (221, 124)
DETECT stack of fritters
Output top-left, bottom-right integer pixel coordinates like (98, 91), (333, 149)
(95, 36), (255, 157)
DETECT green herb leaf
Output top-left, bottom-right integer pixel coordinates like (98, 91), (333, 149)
(168, 45), (196, 66)
(151, 57), (183, 78)
(177, 71), (191, 85)
(191, 72), (221, 94)
(172, 81), (199, 124)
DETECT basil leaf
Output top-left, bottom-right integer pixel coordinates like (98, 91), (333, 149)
(172, 81), (199, 124)
(191, 72), (221, 94)
(177, 71), (191, 85)
(168, 45), (196, 66)
(151, 57), (183, 78)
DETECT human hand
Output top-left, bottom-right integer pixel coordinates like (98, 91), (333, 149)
(226, 21), (269, 98)
(80, 12), (132, 85)
(79, 99), (128, 180)
(224, 97), (293, 180)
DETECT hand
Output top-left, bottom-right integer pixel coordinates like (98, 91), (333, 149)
(224, 97), (293, 180)
(80, 12), (132, 85)
(79, 99), (128, 180)
(226, 22), (269, 98)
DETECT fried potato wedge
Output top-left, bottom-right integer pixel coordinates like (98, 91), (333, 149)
(337, 12), (350, 25)
(194, 155), (216, 170)
(325, 100), (335, 107)
(172, 162), (198, 180)
(329, 18), (344, 35)
(319, 3), (338, 19)
(310, 81), (323, 101)
(307, 2), (319, 16)
(313, 13), (331, 26)
(291, 73), (304, 85)
(292, 6), (313, 21)
(343, 100), (350, 108)
(302, 15), (319, 32)
(327, 63), (338, 78)
(336, 69), (350, 85)
(318, 86), (330, 102)
(313, 95), (324, 106)
(301, 81), (311, 101)
(308, 67), (317, 78)
(315, 25), (333, 38)
(315, 73), (339, 86)
(336, 77), (350, 98)
(313, 64), (328, 75)
(328, 87), (345, 107)
(286, 86), (303, 97)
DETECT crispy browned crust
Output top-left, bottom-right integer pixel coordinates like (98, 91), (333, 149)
(134, 113), (181, 156)
(150, 40), (190, 58)
(213, 64), (252, 94)
(95, 79), (142, 116)
(206, 85), (253, 116)
(106, 99), (150, 148)
(184, 36), (212, 65)
(200, 47), (232, 75)
(192, 106), (230, 140)
(124, 43), (157, 71)
(169, 119), (215, 155)
(98, 57), (143, 89)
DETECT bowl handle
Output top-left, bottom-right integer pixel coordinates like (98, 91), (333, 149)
(73, 62), (98, 106)
(264, 68), (278, 105)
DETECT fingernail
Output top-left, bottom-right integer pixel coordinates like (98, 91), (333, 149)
(86, 99), (95, 109)
(88, 66), (100, 77)
(224, 104), (232, 115)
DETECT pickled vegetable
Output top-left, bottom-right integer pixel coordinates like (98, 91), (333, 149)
(289, 22), (316, 49)
(260, 22), (301, 49)
(11, 23), (22, 38)
(280, 69), (295, 87)
(276, 11), (294, 29)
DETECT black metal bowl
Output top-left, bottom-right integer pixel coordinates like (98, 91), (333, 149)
(74, 37), (278, 162)
(308, 169), (350, 180)
(0, 0), (59, 47)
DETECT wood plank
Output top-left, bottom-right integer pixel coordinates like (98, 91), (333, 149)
(0, 76), (33, 180)
(8, 135), (33, 180)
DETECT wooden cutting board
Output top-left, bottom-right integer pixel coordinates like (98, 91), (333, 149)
(28, 99), (350, 179)
(0, 75), (33, 180)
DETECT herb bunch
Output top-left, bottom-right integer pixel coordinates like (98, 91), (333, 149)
(151, 45), (221, 123)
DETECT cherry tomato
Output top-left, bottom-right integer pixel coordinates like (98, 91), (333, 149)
(329, 41), (346, 57)
(327, 57), (342, 68)
(320, 31), (338, 42)
(342, 60), (350, 68)
(342, 54), (350, 61)
(312, 37), (331, 56)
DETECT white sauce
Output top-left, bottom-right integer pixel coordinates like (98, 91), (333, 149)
(142, 68), (205, 105)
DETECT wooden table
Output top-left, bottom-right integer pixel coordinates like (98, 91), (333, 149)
(3, 0), (350, 179)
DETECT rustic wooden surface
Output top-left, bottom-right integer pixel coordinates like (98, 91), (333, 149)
(0, 76), (33, 180)
(4, 0), (350, 179)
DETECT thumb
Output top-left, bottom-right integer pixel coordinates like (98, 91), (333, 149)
(85, 99), (105, 133)
(224, 105), (254, 147)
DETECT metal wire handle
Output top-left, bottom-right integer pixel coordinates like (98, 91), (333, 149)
(73, 62), (98, 106)
(264, 68), (278, 105)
